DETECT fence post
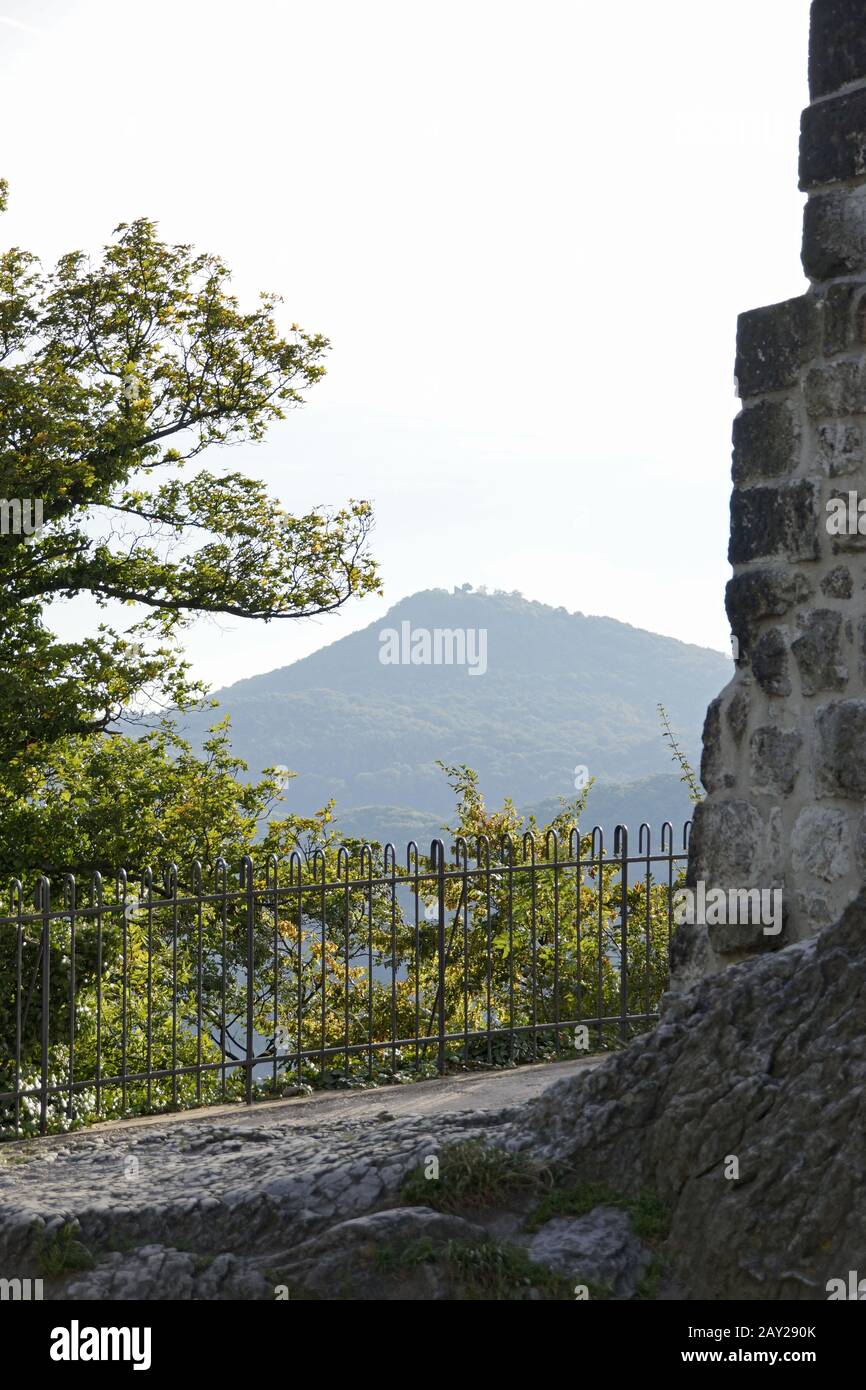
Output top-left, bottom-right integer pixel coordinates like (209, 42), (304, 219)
(615, 826), (629, 1045)
(242, 857), (255, 1105)
(38, 875), (50, 1136)
(433, 840), (446, 1075)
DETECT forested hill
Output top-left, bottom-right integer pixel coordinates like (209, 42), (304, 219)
(174, 587), (730, 830)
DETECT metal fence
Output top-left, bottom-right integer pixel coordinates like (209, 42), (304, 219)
(0, 822), (691, 1138)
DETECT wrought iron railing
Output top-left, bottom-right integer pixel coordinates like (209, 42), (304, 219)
(0, 822), (690, 1138)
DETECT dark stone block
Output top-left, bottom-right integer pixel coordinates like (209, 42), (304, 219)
(802, 187), (866, 279)
(821, 564), (854, 598)
(816, 699), (866, 796)
(700, 697), (733, 794)
(732, 402), (801, 485)
(800, 88), (866, 190)
(729, 483), (820, 565)
(725, 687), (751, 745)
(753, 628), (792, 697)
(817, 422), (863, 476)
(809, 1), (866, 100)
(805, 361), (866, 416)
(735, 297), (820, 398)
(822, 282), (862, 355)
(792, 609), (848, 695)
(726, 568), (812, 655)
(750, 726), (803, 797)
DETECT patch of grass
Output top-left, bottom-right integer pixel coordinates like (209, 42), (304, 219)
(399, 1139), (544, 1213)
(441, 1240), (572, 1301)
(37, 1222), (95, 1278)
(372, 1235), (437, 1275)
(635, 1255), (665, 1301)
(525, 1179), (670, 1245)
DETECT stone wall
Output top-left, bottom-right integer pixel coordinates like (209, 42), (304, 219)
(674, 0), (866, 987)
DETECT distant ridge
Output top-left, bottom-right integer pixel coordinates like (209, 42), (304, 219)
(175, 587), (729, 825)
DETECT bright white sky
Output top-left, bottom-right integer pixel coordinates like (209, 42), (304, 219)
(1, 0), (813, 688)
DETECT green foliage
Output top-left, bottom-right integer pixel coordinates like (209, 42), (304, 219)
(0, 187), (380, 765)
(37, 1222), (94, 1278)
(657, 703), (703, 804)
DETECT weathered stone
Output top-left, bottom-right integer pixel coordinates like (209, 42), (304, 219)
(699, 697), (732, 793)
(732, 401), (801, 484)
(809, 0), (866, 99)
(529, 890), (866, 1300)
(802, 186), (866, 280)
(728, 483), (820, 565)
(752, 628), (791, 697)
(821, 282), (862, 356)
(815, 699), (866, 796)
(805, 360), (866, 416)
(686, 799), (766, 887)
(791, 609), (848, 694)
(821, 564), (854, 597)
(791, 806), (852, 882)
(528, 1208), (650, 1298)
(800, 87), (866, 189)
(735, 297), (820, 398)
(725, 686), (750, 744)
(726, 571), (812, 657)
(817, 423), (863, 476)
(855, 812), (866, 877)
(826, 486), (866, 551)
(750, 726), (803, 796)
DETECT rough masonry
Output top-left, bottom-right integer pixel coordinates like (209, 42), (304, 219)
(676, 0), (866, 987)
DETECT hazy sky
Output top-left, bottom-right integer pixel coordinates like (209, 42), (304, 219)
(1, 0), (813, 689)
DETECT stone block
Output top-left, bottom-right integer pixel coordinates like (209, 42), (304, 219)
(815, 699), (866, 796)
(686, 799), (766, 887)
(800, 87), (866, 190)
(735, 297), (820, 398)
(816, 422), (863, 477)
(732, 401), (801, 484)
(726, 568), (812, 654)
(821, 564), (854, 598)
(809, 1), (866, 100)
(725, 686), (751, 744)
(729, 482), (820, 565)
(750, 726), (803, 797)
(805, 361), (866, 417)
(752, 627), (791, 697)
(791, 806), (851, 882)
(802, 186), (866, 279)
(791, 609), (848, 695)
(821, 282), (861, 355)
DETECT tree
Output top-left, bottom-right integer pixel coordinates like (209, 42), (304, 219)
(0, 181), (380, 764)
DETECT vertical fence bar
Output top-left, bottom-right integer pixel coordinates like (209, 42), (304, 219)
(13, 881), (23, 1137)
(243, 856), (255, 1105)
(65, 875), (76, 1123)
(616, 826), (629, 1045)
(434, 840), (446, 1075)
(38, 875), (50, 1136)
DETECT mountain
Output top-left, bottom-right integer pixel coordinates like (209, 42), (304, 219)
(174, 587), (730, 834)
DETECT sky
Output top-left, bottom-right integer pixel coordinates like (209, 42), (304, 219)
(0, 0), (814, 690)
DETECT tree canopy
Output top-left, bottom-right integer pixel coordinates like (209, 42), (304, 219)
(0, 181), (380, 765)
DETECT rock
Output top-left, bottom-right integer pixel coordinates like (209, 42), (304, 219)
(524, 889), (866, 1300)
(262, 1207), (490, 1300)
(528, 1208), (650, 1298)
